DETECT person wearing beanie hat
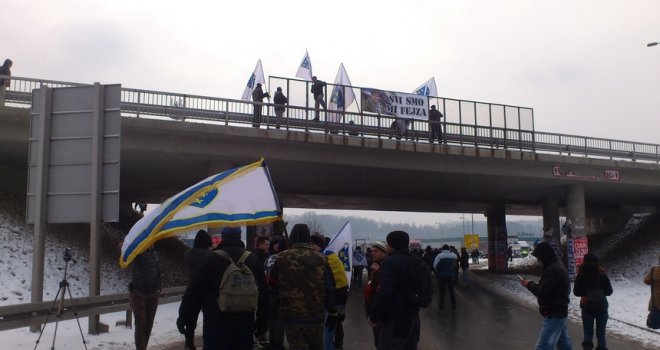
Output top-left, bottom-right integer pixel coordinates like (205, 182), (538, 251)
(520, 241), (572, 349)
(251, 82), (270, 127)
(364, 241), (389, 348)
(573, 253), (613, 350)
(182, 229), (213, 350)
(178, 224), (267, 350)
(369, 230), (422, 349)
(270, 225), (337, 349)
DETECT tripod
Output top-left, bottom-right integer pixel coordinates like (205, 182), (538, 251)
(34, 253), (88, 350)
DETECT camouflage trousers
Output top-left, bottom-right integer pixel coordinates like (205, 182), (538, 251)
(285, 323), (324, 350)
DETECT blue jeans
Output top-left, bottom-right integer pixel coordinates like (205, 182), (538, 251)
(324, 311), (336, 350)
(535, 317), (572, 350)
(582, 308), (608, 348)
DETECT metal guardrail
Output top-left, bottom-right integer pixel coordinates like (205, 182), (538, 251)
(0, 286), (185, 331)
(3, 75), (659, 163)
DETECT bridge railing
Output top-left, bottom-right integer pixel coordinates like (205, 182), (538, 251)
(3, 75), (659, 163)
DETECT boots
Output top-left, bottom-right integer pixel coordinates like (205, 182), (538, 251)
(581, 341), (594, 350)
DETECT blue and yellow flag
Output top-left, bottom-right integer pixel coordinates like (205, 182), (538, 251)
(120, 159), (281, 268)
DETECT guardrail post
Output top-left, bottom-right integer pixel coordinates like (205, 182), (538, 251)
(136, 91), (141, 118)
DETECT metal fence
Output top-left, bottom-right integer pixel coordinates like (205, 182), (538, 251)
(3, 75), (659, 163)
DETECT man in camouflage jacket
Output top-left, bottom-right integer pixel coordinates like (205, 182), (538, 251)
(270, 224), (337, 350)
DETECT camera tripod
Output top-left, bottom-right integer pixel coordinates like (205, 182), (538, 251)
(34, 252), (88, 350)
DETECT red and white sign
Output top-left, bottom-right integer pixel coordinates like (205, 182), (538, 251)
(604, 170), (620, 181)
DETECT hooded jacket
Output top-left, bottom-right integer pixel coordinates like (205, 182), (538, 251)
(526, 242), (570, 318)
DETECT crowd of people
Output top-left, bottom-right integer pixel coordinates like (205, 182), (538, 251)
(124, 226), (660, 350)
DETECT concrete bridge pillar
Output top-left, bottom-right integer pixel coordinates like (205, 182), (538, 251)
(565, 184), (587, 237)
(542, 197), (561, 241)
(486, 203), (508, 273)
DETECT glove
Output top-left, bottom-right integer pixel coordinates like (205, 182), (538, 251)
(176, 317), (187, 334)
(325, 314), (338, 331)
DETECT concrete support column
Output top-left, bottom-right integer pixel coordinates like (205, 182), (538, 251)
(542, 197), (561, 241)
(565, 184), (587, 237)
(486, 203), (508, 273)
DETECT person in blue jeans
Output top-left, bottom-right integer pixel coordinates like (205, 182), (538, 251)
(573, 253), (613, 350)
(520, 242), (573, 350)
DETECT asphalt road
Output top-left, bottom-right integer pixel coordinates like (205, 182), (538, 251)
(164, 268), (649, 350)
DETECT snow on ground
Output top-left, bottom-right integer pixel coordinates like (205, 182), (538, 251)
(475, 255), (660, 349)
(0, 192), (658, 349)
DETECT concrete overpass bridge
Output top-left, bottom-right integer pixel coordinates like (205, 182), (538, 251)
(1, 76), (659, 269)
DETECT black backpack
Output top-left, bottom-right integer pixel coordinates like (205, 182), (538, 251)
(406, 254), (433, 308)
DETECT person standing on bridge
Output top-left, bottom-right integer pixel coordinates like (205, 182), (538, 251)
(0, 59), (12, 107)
(520, 241), (573, 350)
(311, 76), (327, 121)
(573, 253), (613, 350)
(273, 87), (288, 129)
(129, 247), (161, 350)
(252, 83), (270, 128)
(428, 105), (443, 143)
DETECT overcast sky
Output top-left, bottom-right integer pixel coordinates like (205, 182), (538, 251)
(5, 1), (658, 224)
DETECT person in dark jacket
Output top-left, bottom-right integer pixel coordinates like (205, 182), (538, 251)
(273, 87), (288, 129)
(129, 248), (161, 350)
(369, 230), (421, 350)
(0, 58), (12, 106)
(428, 105), (443, 143)
(264, 235), (287, 350)
(252, 83), (270, 127)
(310, 76), (327, 121)
(253, 235), (270, 265)
(364, 241), (388, 348)
(177, 227), (267, 350)
(459, 247), (470, 286)
(520, 242), (573, 350)
(182, 230), (213, 350)
(573, 253), (613, 350)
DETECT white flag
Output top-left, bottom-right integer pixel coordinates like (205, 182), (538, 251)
(241, 59), (266, 100)
(328, 63), (356, 123)
(326, 221), (353, 286)
(413, 76), (437, 97)
(295, 50), (313, 81)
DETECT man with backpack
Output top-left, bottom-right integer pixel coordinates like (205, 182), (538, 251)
(369, 230), (429, 350)
(177, 226), (267, 350)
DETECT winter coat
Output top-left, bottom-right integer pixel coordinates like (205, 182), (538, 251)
(130, 250), (161, 293)
(370, 249), (419, 324)
(644, 265), (660, 311)
(573, 266), (613, 313)
(433, 250), (457, 277)
(184, 247), (212, 280)
(459, 252), (470, 269)
(311, 80), (326, 99)
(178, 236), (267, 333)
(272, 243), (336, 325)
(273, 91), (288, 112)
(525, 257), (570, 318)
